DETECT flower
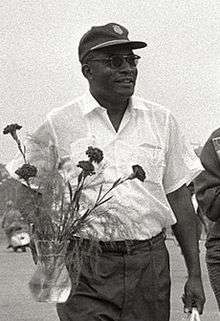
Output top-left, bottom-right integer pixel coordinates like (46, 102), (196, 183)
(4, 121), (146, 244)
(4, 122), (145, 260)
(15, 163), (38, 181)
(3, 124), (22, 142)
(130, 165), (146, 182)
(86, 146), (103, 163)
(77, 160), (95, 177)
(3, 123), (22, 135)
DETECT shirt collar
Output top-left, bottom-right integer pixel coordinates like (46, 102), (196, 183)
(81, 91), (147, 116)
(129, 95), (147, 111)
(81, 91), (105, 116)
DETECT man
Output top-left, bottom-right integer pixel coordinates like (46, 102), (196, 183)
(8, 23), (205, 320)
(194, 129), (220, 310)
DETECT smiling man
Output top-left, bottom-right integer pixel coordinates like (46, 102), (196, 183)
(8, 23), (205, 321)
(79, 26), (142, 133)
(54, 23), (205, 321)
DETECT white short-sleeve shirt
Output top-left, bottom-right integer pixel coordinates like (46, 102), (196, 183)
(7, 92), (203, 240)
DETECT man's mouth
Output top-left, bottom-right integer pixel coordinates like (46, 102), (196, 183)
(115, 78), (134, 84)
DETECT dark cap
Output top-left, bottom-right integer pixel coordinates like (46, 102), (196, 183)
(78, 23), (147, 63)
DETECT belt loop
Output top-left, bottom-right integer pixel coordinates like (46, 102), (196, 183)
(127, 246), (131, 255)
(148, 238), (154, 249)
(125, 241), (131, 255)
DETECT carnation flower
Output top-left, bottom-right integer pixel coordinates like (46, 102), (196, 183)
(129, 165), (146, 182)
(15, 163), (38, 181)
(86, 146), (103, 163)
(77, 161), (95, 177)
(4, 121), (147, 250)
(3, 124), (22, 142)
(3, 123), (22, 135)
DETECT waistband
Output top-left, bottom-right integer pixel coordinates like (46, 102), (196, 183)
(69, 231), (166, 255)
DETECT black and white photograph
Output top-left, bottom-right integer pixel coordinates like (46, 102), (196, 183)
(0, 1), (219, 320)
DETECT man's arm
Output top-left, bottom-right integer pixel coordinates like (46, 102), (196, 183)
(167, 183), (205, 314)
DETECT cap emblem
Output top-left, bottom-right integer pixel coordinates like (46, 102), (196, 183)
(113, 24), (123, 35)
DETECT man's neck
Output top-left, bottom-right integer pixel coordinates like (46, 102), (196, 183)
(90, 91), (129, 115)
(90, 90), (130, 132)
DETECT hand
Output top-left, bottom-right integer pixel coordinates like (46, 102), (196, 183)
(182, 275), (205, 314)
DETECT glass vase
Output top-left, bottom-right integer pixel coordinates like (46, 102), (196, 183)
(28, 240), (72, 303)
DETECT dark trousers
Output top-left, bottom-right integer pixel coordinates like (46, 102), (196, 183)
(57, 232), (171, 321)
(206, 238), (220, 310)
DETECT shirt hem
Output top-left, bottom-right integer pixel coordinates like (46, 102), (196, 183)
(165, 169), (203, 194)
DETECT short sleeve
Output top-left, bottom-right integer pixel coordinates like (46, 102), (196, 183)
(163, 113), (203, 194)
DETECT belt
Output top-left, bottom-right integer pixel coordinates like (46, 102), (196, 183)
(69, 231), (166, 255)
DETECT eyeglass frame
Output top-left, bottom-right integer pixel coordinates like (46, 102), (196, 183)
(86, 54), (141, 69)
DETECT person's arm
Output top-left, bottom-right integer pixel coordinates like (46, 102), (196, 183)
(194, 129), (220, 221)
(167, 183), (205, 314)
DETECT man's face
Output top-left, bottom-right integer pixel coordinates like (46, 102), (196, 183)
(86, 46), (139, 100)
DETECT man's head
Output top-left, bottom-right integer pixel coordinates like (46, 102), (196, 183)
(78, 23), (147, 102)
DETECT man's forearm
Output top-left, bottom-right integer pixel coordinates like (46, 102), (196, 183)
(167, 184), (202, 277)
(168, 184), (205, 313)
(171, 217), (201, 277)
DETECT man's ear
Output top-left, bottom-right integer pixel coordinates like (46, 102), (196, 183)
(82, 64), (92, 80)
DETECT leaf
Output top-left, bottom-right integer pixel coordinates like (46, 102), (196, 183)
(95, 184), (103, 203)
(77, 171), (83, 185)
(79, 208), (91, 221)
(96, 195), (113, 207)
(112, 178), (122, 189)
(67, 181), (73, 202)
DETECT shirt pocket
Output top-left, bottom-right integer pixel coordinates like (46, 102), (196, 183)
(130, 143), (165, 184)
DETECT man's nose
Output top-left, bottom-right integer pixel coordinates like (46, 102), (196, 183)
(119, 61), (136, 73)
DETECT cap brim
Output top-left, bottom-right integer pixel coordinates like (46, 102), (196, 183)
(90, 39), (147, 51)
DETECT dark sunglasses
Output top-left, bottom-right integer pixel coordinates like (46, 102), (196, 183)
(87, 54), (141, 69)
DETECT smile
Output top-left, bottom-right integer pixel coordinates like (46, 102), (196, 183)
(115, 78), (134, 84)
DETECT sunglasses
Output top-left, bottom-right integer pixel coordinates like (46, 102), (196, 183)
(87, 54), (141, 69)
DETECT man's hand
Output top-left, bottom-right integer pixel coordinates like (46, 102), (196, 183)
(182, 275), (205, 314)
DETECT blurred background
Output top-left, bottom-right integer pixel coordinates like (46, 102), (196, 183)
(0, 0), (219, 164)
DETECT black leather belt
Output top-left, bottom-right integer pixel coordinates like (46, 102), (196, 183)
(69, 231), (166, 255)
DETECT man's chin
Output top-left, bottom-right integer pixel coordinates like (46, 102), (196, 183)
(116, 87), (135, 98)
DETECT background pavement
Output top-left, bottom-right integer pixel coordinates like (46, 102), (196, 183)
(0, 236), (219, 321)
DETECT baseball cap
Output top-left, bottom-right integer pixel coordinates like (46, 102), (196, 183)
(78, 23), (147, 63)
